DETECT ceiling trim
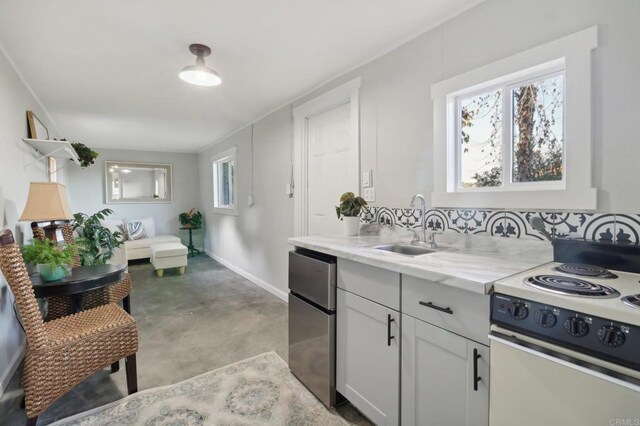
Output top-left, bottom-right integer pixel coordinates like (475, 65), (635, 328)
(0, 42), (63, 138)
(197, 0), (486, 154)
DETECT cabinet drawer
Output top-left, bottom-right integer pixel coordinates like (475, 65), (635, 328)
(402, 275), (489, 344)
(337, 259), (400, 310)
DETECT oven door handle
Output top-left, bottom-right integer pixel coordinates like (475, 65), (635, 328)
(489, 331), (640, 392)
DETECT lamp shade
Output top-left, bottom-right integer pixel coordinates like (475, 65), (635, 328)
(19, 182), (73, 222)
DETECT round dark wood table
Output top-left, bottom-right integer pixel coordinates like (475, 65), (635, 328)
(30, 264), (127, 314)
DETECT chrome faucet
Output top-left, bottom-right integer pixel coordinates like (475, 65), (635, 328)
(410, 194), (438, 248)
(410, 194), (427, 244)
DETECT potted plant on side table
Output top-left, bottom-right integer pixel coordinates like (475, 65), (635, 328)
(22, 239), (76, 282)
(178, 209), (203, 229)
(336, 192), (368, 236)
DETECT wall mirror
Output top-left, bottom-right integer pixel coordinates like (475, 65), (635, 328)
(105, 161), (172, 203)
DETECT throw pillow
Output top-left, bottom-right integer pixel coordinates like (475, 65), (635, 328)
(125, 221), (147, 240)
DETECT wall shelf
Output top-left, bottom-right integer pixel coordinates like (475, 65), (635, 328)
(23, 138), (81, 167)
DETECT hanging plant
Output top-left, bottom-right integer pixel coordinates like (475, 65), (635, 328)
(54, 138), (99, 168)
(70, 142), (99, 168)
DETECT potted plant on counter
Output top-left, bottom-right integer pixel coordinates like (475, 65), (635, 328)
(335, 192), (368, 236)
(179, 209), (203, 229)
(22, 239), (76, 282)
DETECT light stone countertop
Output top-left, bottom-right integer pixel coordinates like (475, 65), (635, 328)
(288, 226), (553, 295)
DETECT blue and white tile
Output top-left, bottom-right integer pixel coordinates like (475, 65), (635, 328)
(361, 207), (376, 224)
(393, 208), (421, 229)
(499, 211), (555, 241)
(424, 209), (449, 232)
(373, 207), (396, 227)
(551, 212), (615, 242)
(444, 209), (494, 234)
(613, 214), (640, 244)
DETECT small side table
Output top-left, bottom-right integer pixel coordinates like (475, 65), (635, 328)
(180, 226), (201, 257)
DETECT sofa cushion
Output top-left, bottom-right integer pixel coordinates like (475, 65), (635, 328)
(125, 217), (156, 238)
(124, 235), (180, 250)
(151, 243), (188, 259)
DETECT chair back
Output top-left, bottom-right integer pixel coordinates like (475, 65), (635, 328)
(61, 224), (81, 268)
(0, 230), (46, 349)
(31, 226), (46, 241)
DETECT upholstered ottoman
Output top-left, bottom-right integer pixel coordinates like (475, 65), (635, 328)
(150, 243), (188, 277)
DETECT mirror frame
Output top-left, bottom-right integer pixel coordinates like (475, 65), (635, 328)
(104, 160), (173, 204)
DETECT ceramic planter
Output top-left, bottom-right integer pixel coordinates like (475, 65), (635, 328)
(37, 264), (68, 282)
(342, 216), (360, 236)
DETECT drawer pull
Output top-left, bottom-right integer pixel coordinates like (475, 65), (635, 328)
(419, 301), (453, 315)
(387, 314), (395, 346)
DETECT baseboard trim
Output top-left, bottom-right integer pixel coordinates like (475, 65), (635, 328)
(204, 249), (289, 302)
(0, 339), (25, 397)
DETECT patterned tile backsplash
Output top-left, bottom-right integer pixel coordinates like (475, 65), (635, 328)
(361, 207), (640, 244)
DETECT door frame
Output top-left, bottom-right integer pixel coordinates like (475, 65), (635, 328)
(292, 77), (361, 237)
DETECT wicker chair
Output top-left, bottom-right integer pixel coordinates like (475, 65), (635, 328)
(32, 224), (132, 320)
(0, 230), (138, 426)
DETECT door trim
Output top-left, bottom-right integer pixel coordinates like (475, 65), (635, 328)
(292, 77), (362, 237)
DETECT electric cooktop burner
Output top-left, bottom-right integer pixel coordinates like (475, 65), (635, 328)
(524, 275), (620, 298)
(621, 294), (640, 310)
(553, 263), (618, 279)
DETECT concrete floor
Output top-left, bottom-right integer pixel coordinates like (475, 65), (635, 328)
(0, 255), (369, 425)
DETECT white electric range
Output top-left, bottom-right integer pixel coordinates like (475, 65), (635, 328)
(489, 242), (640, 426)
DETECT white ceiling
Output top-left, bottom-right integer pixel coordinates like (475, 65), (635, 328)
(0, 0), (481, 153)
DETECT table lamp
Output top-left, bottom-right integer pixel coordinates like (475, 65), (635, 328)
(20, 182), (74, 241)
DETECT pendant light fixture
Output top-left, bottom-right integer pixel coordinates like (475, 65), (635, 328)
(179, 43), (222, 87)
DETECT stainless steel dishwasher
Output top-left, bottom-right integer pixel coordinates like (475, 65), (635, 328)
(288, 248), (337, 407)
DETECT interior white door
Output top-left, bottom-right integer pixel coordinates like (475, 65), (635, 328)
(307, 102), (358, 235)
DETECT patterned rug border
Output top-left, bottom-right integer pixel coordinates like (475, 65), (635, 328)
(50, 351), (286, 425)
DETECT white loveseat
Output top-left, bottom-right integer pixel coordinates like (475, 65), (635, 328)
(102, 217), (181, 264)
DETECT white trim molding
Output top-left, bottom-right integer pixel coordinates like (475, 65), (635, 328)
(292, 77), (362, 236)
(0, 339), (25, 397)
(204, 249), (288, 302)
(431, 26), (598, 210)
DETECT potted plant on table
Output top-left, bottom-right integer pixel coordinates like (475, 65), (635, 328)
(178, 209), (203, 229)
(335, 192), (368, 236)
(22, 239), (76, 282)
(72, 209), (124, 265)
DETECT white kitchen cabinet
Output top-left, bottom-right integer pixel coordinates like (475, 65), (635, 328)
(337, 288), (399, 426)
(402, 314), (489, 426)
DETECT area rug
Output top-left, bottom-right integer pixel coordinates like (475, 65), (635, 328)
(51, 352), (349, 425)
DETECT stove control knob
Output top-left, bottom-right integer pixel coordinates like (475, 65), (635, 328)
(598, 325), (625, 347)
(508, 302), (528, 320)
(565, 317), (589, 337)
(534, 309), (557, 328)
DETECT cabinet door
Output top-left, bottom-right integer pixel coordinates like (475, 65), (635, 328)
(337, 288), (399, 425)
(402, 315), (489, 426)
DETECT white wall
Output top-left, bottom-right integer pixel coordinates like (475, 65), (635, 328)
(66, 148), (200, 239)
(199, 107), (294, 298)
(0, 46), (63, 393)
(199, 0), (640, 293)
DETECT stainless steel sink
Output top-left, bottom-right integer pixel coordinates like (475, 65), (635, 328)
(373, 243), (445, 256)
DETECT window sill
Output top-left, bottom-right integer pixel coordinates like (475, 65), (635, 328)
(212, 207), (238, 216)
(432, 187), (597, 210)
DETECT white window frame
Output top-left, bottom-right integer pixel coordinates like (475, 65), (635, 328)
(431, 26), (598, 210)
(212, 147), (238, 215)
